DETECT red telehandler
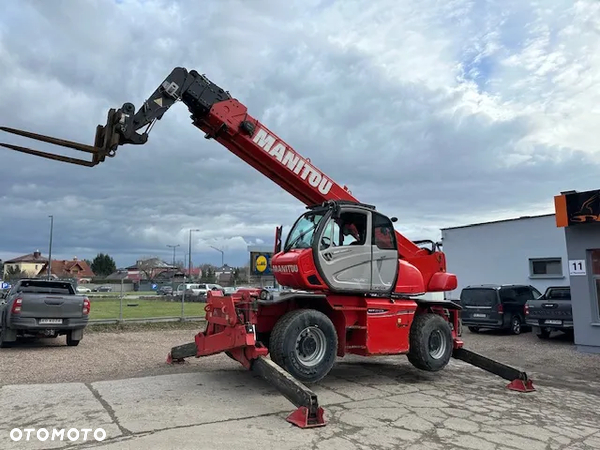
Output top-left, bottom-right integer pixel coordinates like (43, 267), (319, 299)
(1, 67), (535, 428)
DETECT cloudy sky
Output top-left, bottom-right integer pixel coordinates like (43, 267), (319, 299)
(0, 0), (599, 270)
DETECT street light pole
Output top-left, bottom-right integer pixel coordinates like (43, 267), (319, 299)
(183, 229), (200, 319)
(167, 244), (179, 266)
(47, 215), (54, 279)
(211, 246), (224, 267)
(188, 229), (200, 280)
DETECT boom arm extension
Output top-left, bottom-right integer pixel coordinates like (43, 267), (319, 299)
(0, 67), (453, 292)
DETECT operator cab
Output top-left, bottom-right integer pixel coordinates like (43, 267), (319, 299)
(280, 200), (399, 296)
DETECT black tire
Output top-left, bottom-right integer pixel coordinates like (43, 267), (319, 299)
(537, 327), (551, 339)
(407, 313), (453, 372)
(0, 325), (14, 348)
(468, 326), (480, 333)
(66, 332), (80, 347)
(510, 315), (522, 335)
(269, 309), (337, 383)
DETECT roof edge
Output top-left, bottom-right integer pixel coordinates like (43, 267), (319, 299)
(441, 213), (556, 231)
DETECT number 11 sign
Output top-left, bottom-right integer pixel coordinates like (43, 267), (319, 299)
(569, 260), (586, 276)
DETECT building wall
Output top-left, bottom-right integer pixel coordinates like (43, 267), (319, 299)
(441, 214), (569, 299)
(564, 223), (600, 354)
(3, 262), (43, 277)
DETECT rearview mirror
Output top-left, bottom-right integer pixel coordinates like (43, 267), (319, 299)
(391, 217), (398, 223)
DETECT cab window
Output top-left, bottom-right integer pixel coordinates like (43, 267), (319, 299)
(372, 212), (396, 250)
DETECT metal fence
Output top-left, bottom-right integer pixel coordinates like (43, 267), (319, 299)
(86, 289), (207, 325)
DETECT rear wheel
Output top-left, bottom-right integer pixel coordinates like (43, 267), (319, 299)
(269, 309), (338, 383)
(407, 313), (453, 372)
(510, 315), (522, 335)
(66, 331), (80, 347)
(537, 327), (551, 339)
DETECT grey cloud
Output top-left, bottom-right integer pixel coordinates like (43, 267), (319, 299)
(0, 0), (596, 268)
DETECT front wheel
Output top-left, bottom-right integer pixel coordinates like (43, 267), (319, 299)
(269, 309), (338, 384)
(407, 313), (453, 372)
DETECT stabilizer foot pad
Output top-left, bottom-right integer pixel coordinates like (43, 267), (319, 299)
(166, 353), (185, 365)
(507, 379), (535, 392)
(286, 406), (326, 428)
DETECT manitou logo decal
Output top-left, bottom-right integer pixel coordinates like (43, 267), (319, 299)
(252, 128), (333, 195)
(272, 264), (299, 273)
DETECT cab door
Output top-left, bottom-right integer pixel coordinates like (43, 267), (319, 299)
(370, 212), (399, 293)
(315, 209), (372, 293)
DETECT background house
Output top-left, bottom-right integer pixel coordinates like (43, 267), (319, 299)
(37, 257), (96, 283)
(215, 264), (234, 285)
(3, 250), (48, 278)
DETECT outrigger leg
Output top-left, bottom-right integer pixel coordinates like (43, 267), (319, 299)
(452, 348), (535, 392)
(165, 290), (326, 429)
(167, 342), (326, 428)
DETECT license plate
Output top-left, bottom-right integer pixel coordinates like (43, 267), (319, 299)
(545, 319), (562, 325)
(39, 319), (63, 324)
(473, 313), (487, 318)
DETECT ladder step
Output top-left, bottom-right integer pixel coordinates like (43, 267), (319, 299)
(346, 325), (367, 330)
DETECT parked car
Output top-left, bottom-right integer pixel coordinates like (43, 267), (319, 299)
(76, 286), (92, 293)
(92, 285), (112, 292)
(460, 284), (542, 335)
(525, 286), (572, 339)
(0, 278), (90, 347)
(175, 283), (224, 296)
(156, 286), (173, 296)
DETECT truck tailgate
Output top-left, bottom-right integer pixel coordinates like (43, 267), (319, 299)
(18, 293), (84, 320)
(528, 299), (571, 324)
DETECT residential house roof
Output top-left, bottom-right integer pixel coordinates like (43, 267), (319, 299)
(5, 250), (48, 264)
(38, 258), (95, 279)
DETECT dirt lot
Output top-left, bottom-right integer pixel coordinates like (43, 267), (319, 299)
(0, 323), (598, 390)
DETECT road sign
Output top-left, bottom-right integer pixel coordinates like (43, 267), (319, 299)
(1, 282), (10, 289)
(152, 284), (158, 290)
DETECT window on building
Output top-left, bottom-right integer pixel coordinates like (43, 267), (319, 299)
(528, 258), (563, 278)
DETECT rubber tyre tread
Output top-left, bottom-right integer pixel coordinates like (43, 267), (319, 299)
(510, 315), (522, 335)
(66, 332), (80, 347)
(0, 324), (13, 348)
(269, 308), (337, 384)
(407, 313), (453, 372)
(537, 328), (551, 339)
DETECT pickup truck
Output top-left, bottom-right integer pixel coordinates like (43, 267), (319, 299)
(0, 278), (90, 347)
(525, 286), (572, 339)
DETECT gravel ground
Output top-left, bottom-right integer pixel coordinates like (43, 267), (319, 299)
(0, 322), (598, 388)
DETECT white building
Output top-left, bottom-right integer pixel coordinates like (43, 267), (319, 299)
(440, 214), (569, 300)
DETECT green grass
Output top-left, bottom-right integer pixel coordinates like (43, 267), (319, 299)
(88, 298), (206, 320)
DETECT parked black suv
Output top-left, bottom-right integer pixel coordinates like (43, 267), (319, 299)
(460, 284), (542, 335)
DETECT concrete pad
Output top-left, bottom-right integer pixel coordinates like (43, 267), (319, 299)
(90, 370), (347, 434)
(0, 383), (121, 449)
(1, 360), (599, 450)
(93, 414), (320, 450)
